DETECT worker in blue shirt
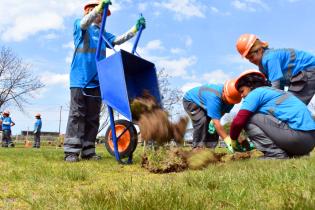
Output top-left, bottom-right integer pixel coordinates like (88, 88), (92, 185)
(33, 113), (42, 148)
(183, 80), (241, 151)
(230, 70), (315, 159)
(236, 34), (315, 105)
(1, 110), (15, 147)
(64, 0), (146, 162)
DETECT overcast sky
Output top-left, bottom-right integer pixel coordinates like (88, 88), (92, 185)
(0, 0), (314, 135)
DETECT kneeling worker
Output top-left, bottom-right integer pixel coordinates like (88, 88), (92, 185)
(230, 70), (315, 159)
(183, 80), (241, 151)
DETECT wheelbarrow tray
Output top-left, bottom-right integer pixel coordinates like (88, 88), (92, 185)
(97, 49), (162, 121)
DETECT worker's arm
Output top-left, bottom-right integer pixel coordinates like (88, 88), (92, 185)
(112, 16), (146, 45)
(11, 121), (15, 127)
(80, 0), (112, 30)
(230, 110), (253, 140)
(80, 8), (100, 30)
(212, 119), (228, 139)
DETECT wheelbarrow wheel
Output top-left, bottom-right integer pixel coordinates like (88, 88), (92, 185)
(104, 119), (138, 158)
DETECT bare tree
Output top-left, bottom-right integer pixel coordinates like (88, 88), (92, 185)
(0, 46), (44, 110)
(157, 68), (183, 116)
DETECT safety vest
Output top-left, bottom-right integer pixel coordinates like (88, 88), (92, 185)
(260, 48), (296, 86)
(70, 20), (107, 88)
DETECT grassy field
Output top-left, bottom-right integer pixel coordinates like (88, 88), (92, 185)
(0, 144), (314, 210)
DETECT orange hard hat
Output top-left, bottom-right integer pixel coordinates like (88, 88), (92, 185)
(84, 0), (111, 16)
(236, 34), (268, 58)
(235, 69), (266, 89)
(35, 113), (41, 117)
(3, 110), (10, 115)
(223, 79), (242, 104)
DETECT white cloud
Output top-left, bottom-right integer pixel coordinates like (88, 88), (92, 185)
(185, 36), (193, 47)
(40, 72), (69, 88)
(0, 0), (122, 42)
(42, 33), (59, 40)
(202, 69), (232, 84)
(155, 56), (197, 77)
(231, 0), (270, 12)
(154, 0), (206, 20)
(143, 40), (164, 51)
(181, 82), (202, 92)
(171, 48), (184, 54)
(138, 3), (148, 12)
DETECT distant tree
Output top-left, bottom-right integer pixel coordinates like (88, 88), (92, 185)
(0, 46), (44, 110)
(157, 68), (183, 116)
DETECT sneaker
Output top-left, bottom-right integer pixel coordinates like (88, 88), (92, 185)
(64, 154), (80, 162)
(81, 154), (102, 160)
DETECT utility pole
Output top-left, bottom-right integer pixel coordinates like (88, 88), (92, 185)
(58, 106), (62, 135)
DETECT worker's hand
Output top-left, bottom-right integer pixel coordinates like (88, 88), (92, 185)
(96, 0), (112, 13)
(135, 16), (146, 31)
(223, 136), (235, 153)
(208, 120), (216, 134)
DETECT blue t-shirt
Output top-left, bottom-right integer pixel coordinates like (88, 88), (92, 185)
(260, 48), (315, 82)
(1, 116), (14, 131)
(240, 87), (315, 131)
(184, 84), (234, 119)
(34, 119), (42, 133)
(70, 19), (116, 88)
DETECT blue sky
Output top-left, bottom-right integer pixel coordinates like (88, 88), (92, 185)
(0, 0), (314, 135)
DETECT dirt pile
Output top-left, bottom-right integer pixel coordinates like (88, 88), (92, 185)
(130, 91), (189, 145)
(141, 148), (264, 173)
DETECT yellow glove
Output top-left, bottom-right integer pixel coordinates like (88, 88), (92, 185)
(96, 0), (112, 13)
(223, 136), (235, 153)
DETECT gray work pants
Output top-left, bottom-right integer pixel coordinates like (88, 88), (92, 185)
(64, 88), (101, 157)
(2, 130), (13, 147)
(245, 113), (315, 158)
(33, 132), (41, 148)
(183, 99), (218, 148)
(289, 69), (315, 105)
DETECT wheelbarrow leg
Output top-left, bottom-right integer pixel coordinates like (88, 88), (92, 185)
(108, 106), (122, 163)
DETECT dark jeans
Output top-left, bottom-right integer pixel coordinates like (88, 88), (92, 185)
(246, 114), (315, 158)
(33, 132), (41, 148)
(64, 87), (101, 157)
(2, 130), (13, 147)
(183, 99), (219, 148)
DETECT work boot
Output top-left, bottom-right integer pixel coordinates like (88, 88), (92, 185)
(64, 153), (80, 162)
(81, 154), (102, 161)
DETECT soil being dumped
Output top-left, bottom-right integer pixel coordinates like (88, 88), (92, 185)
(130, 91), (189, 145)
(141, 148), (264, 173)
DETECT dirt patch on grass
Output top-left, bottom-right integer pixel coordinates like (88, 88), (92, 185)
(141, 148), (264, 173)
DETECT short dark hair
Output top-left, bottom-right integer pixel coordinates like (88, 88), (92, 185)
(236, 74), (270, 90)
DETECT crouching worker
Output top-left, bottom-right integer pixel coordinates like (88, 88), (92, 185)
(183, 80), (241, 151)
(64, 0), (146, 162)
(230, 70), (315, 159)
(1, 111), (15, 147)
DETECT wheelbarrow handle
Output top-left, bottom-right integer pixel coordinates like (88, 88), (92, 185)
(96, 5), (109, 61)
(131, 14), (144, 55)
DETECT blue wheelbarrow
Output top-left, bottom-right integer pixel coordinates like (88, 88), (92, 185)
(94, 6), (162, 164)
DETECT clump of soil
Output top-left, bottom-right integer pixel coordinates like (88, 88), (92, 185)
(141, 148), (264, 173)
(130, 91), (189, 145)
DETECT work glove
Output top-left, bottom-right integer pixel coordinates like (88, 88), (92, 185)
(208, 120), (216, 134)
(135, 16), (146, 31)
(96, 0), (112, 13)
(223, 136), (235, 153)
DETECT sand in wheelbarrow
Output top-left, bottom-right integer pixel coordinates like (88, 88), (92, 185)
(141, 148), (264, 173)
(130, 91), (189, 145)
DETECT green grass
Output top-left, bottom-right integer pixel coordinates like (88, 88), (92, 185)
(0, 145), (314, 210)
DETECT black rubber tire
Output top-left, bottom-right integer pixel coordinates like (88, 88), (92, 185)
(104, 119), (138, 158)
